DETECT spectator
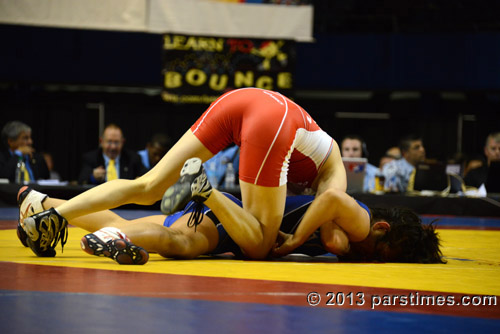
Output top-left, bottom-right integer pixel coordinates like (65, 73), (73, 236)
(385, 146), (402, 159)
(0, 121), (49, 183)
(138, 133), (172, 171)
(464, 132), (500, 188)
(378, 146), (402, 172)
(78, 124), (147, 185)
(382, 134), (426, 192)
(340, 135), (378, 192)
(379, 155), (395, 171)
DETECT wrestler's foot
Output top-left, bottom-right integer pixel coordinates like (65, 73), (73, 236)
(23, 208), (68, 257)
(161, 157), (213, 215)
(17, 186), (48, 247)
(81, 227), (149, 265)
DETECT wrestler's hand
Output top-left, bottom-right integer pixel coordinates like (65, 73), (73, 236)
(271, 231), (300, 257)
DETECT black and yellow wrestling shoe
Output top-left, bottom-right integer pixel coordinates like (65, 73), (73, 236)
(23, 208), (68, 257)
(17, 186), (48, 247)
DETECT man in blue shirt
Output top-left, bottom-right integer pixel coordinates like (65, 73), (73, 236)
(137, 133), (172, 171)
(382, 134), (426, 192)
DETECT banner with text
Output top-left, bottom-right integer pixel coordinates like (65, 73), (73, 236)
(162, 34), (295, 104)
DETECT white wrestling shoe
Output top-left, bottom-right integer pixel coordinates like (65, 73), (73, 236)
(161, 157), (214, 231)
(81, 227), (149, 265)
(17, 186), (48, 247)
(161, 157), (213, 215)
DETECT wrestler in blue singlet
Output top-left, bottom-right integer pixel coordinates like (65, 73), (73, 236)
(163, 193), (371, 257)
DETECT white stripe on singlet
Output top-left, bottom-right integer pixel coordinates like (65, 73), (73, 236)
(254, 91), (289, 185)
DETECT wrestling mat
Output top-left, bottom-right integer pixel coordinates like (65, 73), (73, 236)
(0, 208), (499, 333)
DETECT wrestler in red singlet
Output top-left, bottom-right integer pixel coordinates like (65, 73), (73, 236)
(191, 88), (333, 190)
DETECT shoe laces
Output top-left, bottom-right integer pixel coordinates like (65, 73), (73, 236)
(185, 201), (205, 232)
(51, 219), (68, 253)
(58, 224), (68, 253)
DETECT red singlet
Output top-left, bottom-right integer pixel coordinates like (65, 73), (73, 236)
(191, 88), (333, 188)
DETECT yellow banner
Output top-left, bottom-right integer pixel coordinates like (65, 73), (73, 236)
(162, 34), (295, 103)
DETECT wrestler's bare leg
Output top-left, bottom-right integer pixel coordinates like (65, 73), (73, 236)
(119, 216), (219, 259)
(203, 182), (287, 259)
(54, 130), (214, 221)
(43, 197), (219, 259)
(200, 135), (347, 259)
(39, 129), (286, 259)
(44, 197), (128, 232)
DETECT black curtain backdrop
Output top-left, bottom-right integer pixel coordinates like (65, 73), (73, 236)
(1, 86), (498, 182)
(1, 24), (500, 181)
(0, 89), (202, 181)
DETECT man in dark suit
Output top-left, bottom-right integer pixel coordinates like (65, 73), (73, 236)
(78, 124), (147, 185)
(0, 121), (49, 182)
(464, 132), (500, 188)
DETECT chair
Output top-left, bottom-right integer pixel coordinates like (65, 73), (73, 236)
(448, 173), (466, 194)
(486, 161), (500, 193)
(407, 162), (450, 196)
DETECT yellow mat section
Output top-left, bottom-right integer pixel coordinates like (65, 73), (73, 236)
(1, 227), (499, 296)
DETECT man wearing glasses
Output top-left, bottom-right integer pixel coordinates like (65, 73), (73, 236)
(78, 124), (147, 185)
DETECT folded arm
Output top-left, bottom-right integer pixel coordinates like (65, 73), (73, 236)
(273, 188), (370, 256)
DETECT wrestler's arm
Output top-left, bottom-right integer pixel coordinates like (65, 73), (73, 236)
(315, 140), (347, 195)
(273, 189), (370, 256)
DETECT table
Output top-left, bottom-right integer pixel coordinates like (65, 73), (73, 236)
(1, 183), (499, 217)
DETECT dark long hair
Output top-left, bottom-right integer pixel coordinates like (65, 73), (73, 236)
(370, 207), (445, 264)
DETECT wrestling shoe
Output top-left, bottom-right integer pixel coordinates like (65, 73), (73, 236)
(80, 227), (149, 265)
(161, 157), (213, 215)
(23, 208), (68, 257)
(17, 186), (48, 247)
